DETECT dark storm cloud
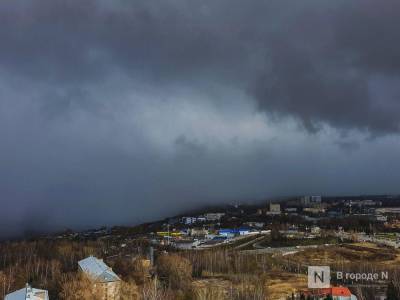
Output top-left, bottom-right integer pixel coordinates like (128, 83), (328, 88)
(252, 0), (400, 134)
(1, 0), (400, 237)
(1, 0), (400, 133)
(0, 0), (245, 84)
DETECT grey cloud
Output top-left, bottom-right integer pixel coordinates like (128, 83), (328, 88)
(1, 0), (400, 237)
(175, 135), (207, 158)
(1, 0), (400, 134)
(335, 140), (361, 152)
(252, 0), (400, 134)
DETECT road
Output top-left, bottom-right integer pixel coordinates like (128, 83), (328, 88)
(240, 244), (322, 256)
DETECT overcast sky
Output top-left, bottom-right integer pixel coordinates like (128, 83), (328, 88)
(1, 0), (400, 237)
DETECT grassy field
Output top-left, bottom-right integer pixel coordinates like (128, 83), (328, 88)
(192, 270), (307, 300)
(375, 232), (399, 241)
(264, 272), (307, 300)
(187, 241), (400, 299)
(258, 235), (341, 248)
(287, 243), (398, 265)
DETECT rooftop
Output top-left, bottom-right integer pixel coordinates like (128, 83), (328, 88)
(78, 256), (121, 283)
(5, 284), (49, 300)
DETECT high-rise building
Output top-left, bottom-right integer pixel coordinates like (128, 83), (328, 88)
(267, 203), (281, 215)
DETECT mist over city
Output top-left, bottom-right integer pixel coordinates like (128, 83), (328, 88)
(1, 0), (400, 238)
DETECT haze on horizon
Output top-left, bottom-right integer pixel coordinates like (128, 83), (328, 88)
(1, 0), (400, 237)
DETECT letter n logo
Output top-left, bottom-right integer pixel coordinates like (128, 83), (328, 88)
(308, 266), (330, 288)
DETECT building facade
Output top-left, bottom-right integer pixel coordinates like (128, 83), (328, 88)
(78, 256), (121, 300)
(266, 203), (281, 215)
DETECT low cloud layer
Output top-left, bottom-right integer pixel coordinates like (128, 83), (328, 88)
(1, 0), (400, 237)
